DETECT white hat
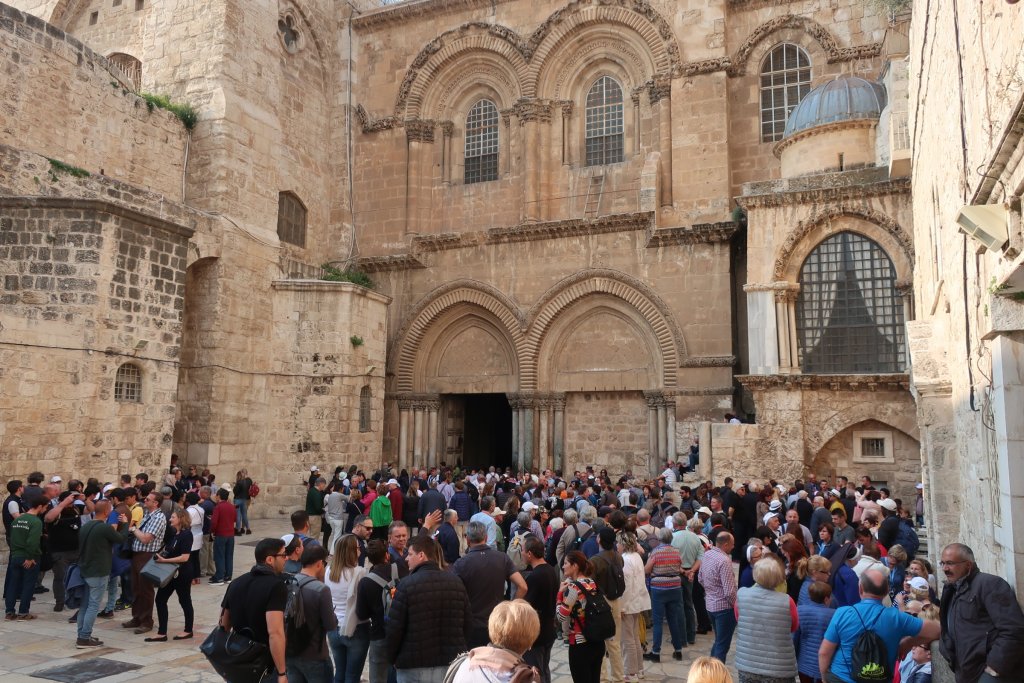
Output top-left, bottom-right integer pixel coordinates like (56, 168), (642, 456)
(102, 483), (115, 494)
(769, 499), (782, 511)
(219, 482), (232, 492)
(763, 512), (777, 525)
(879, 498), (898, 512)
(310, 465), (320, 472)
(909, 576), (929, 591)
(492, 508), (506, 516)
(830, 488), (841, 497)
(697, 506), (712, 516)
(522, 501), (538, 512)
(386, 478), (399, 486)
(281, 533), (296, 546)
(915, 483), (924, 490)
(50, 475), (62, 483)
(342, 479), (350, 487)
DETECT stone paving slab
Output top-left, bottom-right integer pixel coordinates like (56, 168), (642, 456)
(0, 522), (735, 682)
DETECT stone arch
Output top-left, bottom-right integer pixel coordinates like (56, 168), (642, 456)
(419, 310), (520, 393)
(808, 409), (920, 466)
(774, 208), (914, 282)
(539, 26), (653, 102)
(396, 24), (530, 119)
(418, 50), (525, 121)
(392, 281), (528, 393)
(525, 270), (685, 390)
(729, 15), (868, 77)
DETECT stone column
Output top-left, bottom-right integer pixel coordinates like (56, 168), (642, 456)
(650, 76), (673, 207)
(560, 101), (573, 167)
(775, 286), (799, 372)
(516, 100), (550, 223)
(631, 90), (641, 155)
(665, 391), (677, 462)
(538, 399), (550, 473)
(518, 393), (537, 471)
(645, 391), (666, 469)
(426, 399), (440, 468)
(989, 331), (1024, 595)
(501, 110), (512, 178)
(397, 397), (412, 472)
(441, 121), (454, 186)
(657, 403), (668, 461)
(698, 420), (713, 481)
(508, 394), (521, 468)
(412, 404), (424, 467)
(552, 394), (566, 473)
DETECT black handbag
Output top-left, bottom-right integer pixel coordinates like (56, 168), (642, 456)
(200, 626), (272, 683)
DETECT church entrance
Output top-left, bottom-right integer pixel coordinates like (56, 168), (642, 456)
(442, 394), (513, 469)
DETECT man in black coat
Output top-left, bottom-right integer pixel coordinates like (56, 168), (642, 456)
(416, 481), (446, 526)
(385, 535), (471, 682)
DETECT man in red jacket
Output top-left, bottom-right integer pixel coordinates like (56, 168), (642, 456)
(209, 488), (236, 585)
(387, 479), (404, 526)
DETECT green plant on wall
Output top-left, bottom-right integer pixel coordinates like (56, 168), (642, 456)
(139, 93), (198, 131)
(45, 157), (90, 182)
(321, 263), (374, 289)
(865, 0), (912, 18)
(350, 335), (364, 347)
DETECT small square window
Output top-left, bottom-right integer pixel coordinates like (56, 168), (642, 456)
(113, 0), (122, 6)
(852, 430), (894, 464)
(135, 0), (144, 10)
(861, 438), (886, 458)
(89, 11), (98, 24)
(114, 363), (142, 403)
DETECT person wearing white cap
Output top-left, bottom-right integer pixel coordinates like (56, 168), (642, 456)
(876, 497), (900, 551)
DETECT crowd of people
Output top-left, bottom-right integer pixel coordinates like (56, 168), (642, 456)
(4, 459), (1024, 683)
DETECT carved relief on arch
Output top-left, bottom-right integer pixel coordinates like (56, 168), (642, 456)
(525, 270), (686, 390)
(728, 15), (882, 77)
(544, 30), (650, 101)
(774, 208), (915, 282)
(391, 281), (528, 393)
(420, 52), (523, 121)
(396, 24), (530, 119)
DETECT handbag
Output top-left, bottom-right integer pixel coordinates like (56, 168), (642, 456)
(140, 555), (178, 588)
(200, 626), (273, 683)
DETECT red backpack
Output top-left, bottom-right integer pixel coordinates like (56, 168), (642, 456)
(248, 482), (260, 498)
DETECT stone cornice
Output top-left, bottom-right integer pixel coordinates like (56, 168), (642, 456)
(772, 118), (879, 158)
(0, 196), (195, 239)
(646, 222), (737, 247)
(412, 232), (466, 252)
(680, 355), (736, 368)
(353, 0), (514, 30)
(513, 98), (553, 124)
(737, 373), (911, 392)
(356, 254), (426, 273)
(486, 211), (654, 245)
(676, 386), (734, 396)
(738, 174), (911, 209)
(270, 279), (393, 305)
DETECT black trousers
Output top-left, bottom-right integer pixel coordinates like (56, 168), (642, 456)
(568, 640), (605, 683)
(692, 578), (712, 631)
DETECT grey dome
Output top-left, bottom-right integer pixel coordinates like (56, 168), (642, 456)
(783, 74), (887, 138)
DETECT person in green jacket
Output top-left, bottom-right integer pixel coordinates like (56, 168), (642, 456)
(75, 500), (131, 648)
(369, 483), (393, 541)
(5, 493), (48, 619)
(306, 477), (327, 543)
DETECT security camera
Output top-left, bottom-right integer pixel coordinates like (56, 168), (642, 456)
(956, 204), (1008, 253)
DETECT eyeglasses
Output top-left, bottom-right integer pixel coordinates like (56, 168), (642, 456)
(273, 553), (288, 558)
(939, 560), (967, 568)
(362, 525), (374, 530)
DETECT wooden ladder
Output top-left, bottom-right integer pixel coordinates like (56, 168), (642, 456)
(583, 175), (605, 218)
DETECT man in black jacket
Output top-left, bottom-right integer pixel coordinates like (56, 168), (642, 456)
(590, 528), (625, 683)
(385, 535), (471, 683)
(939, 543), (1024, 683)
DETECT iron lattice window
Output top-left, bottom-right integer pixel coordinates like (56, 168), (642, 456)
(114, 363), (142, 402)
(796, 232), (906, 374)
(108, 53), (142, 91)
(585, 77), (625, 167)
(464, 99), (499, 184)
(760, 44), (811, 142)
(277, 192), (307, 247)
(860, 438), (886, 458)
(359, 385), (372, 432)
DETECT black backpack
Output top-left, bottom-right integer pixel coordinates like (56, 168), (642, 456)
(845, 605), (890, 683)
(571, 525), (594, 552)
(571, 580), (616, 642)
(284, 574), (321, 656)
(592, 553), (626, 600)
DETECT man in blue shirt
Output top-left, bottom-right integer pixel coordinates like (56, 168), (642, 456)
(819, 568), (940, 683)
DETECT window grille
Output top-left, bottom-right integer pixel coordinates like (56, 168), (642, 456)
(114, 363), (142, 402)
(860, 438), (887, 458)
(277, 192), (307, 247)
(585, 77), (624, 167)
(796, 232), (906, 373)
(760, 44), (811, 142)
(108, 53), (142, 91)
(464, 99), (499, 184)
(359, 385), (372, 432)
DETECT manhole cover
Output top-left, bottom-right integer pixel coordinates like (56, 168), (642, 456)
(32, 658), (142, 682)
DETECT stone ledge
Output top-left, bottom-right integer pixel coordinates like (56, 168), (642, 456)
(0, 196), (194, 239)
(486, 211), (654, 244)
(739, 171), (910, 208)
(737, 373), (911, 392)
(270, 279), (393, 305)
(647, 222), (737, 247)
(356, 253), (426, 273)
(681, 355), (736, 368)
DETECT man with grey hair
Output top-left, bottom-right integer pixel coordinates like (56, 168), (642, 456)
(469, 495), (499, 549)
(938, 543), (1024, 683)
(436, 510), (460, 565)
(671, 511), (704, 646)
(555, 508), (591, 572)
(451, 520), (527, 648)
(819, 567), (940, 683)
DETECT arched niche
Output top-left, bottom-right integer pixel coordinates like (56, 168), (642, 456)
(535, 24), (655, 102)
(418, 309), (520, 394)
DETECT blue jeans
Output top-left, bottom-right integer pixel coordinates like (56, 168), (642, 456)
(213, 535), (234, 581)
(328, 628), (371, 683)
(102, 574), (120, 611)
(4, 557), (40, 615)
(709, 608), (737, 662)
(395, 667), (448, 683)
(650, 587), (685, 653)
(235, 499), (250, 530)
(287, 656), (333, 683)
(77, 575), (109, 639)
(367, 639), (389, 683)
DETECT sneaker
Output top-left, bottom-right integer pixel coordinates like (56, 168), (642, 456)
(643, 652), (660, 663)
(53, 604), (64, 612)
(672, 651), (683, 660)
(76, 637), (103, 649)
(16, 613), (37, 620)
(33, 586), (49, 594)
(4, 613), (15, 621)
(114, 600), (131, 611)
(67, 611), (79, 623)
(98, 610), (114, 619)
(209, 579), (225, 585)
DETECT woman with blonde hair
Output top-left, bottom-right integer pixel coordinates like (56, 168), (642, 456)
(796, 555), (832, 605)
(617, 532), (650, 682)
(734, 557), (798, 683)
(325, 534), (369, 683)
(450, 599), (541, 683)
(687, 656), (733, 683)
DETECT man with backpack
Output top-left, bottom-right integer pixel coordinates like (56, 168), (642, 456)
(819, 567), (939, 683)
(590, 528), (626, 683)
(284, 544), (337, 683)
(554, 508), (591, 574)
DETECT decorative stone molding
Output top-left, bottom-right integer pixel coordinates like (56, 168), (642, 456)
(774, 287), (800, 303)
(440, 121), (455, 137)
(680, 356), (736, 368)
(405, 119), (436, 143)
(736, 374), (911, 392)
(558, 100), (574, 118)
(395, 394), (416, 411)
(412, 233), (465, 252)
(772, 119), (879, 157)
(727, 15), (882, 77)
(678, 57), (732, 77)
(646, 222), (737, 247)
(772, 207), (915, 280)
(647, 75), (672, 104)
(356, 254), (426, 273)
(487, 211), (654, 245)
(513, 98), (552, 124)
(501, 109), (513, 126)
(355, 104), (400, 134)
(676, 387), (734, 396)
(739, 172), (910, 209)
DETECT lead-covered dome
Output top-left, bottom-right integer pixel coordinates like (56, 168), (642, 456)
(783, 74), (887, 138)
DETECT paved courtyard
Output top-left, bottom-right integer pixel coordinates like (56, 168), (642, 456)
(0, 520), (729, 683)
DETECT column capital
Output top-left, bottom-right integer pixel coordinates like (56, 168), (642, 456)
(774, 283), (800, 303)
(395, 393), (416, 410)
(643, 390), (677, 408)
(405, 119), (436, 143)
(647, 75), (672, 104)
(513, 98), (552, 124)
(440, 120), (454, 138)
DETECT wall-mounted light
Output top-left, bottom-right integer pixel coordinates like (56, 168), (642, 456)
(956, 204), (1009, 252)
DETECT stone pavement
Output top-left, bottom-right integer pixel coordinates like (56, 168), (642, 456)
(0, 521), (733, 683)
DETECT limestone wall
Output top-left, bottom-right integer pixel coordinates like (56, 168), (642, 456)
(563, 391), (650, 476)
(705, 422), (761, 484)
(0, 3), (188, 199)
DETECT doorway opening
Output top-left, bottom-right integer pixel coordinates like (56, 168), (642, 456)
(442, 393), (513, 469)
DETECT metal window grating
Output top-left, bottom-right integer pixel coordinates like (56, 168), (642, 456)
(585, 76), (624, 167)
(760, 44), (811, 142)
(359, 385), (372, 432)
(464, 99), (499, 184)
(277, 192), (307, 247)
(860, 437), (887, 458)
(114, 363), (142, 402)
(796, 232), (906, 374)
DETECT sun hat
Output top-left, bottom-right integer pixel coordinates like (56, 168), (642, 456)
(879, 498), (898, 512)
(769, 500), (782, 511)
(697, 506), (712, 516)
(50, 475), (63, 483)
(909, 576), (929, 591)
(310, 465), (320, 472)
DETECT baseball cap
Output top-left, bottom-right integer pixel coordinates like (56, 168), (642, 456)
(522, 501), (538, 512)
(879, 498), (898, 512)
(697, 506), (712, 516)
(830, 488), (841, 497)
(102, 483), (115, 494)
(597, 505), (613, 517)
(310, 465), (320, 472)
(386, 478), (399, 486)
(909, 576), (929, 591)
(50, 475), (63, 483)
(915, 482), (924, 490)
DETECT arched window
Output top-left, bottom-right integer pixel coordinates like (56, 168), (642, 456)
(359, 385), (372, 432)
(760, 44), (811, 142)
(464, 99), (499, 184)
(108, 52), (142, 91)
(114, 363), (142, 402)
(796, 232), (906, 374)
(585, 76), (624, 167)
(277, 192), (307, 247)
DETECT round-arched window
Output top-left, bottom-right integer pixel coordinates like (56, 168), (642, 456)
(760, 43), (811, 142)
(464, 99), (499, 184)
(584, 76), (624, 167)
